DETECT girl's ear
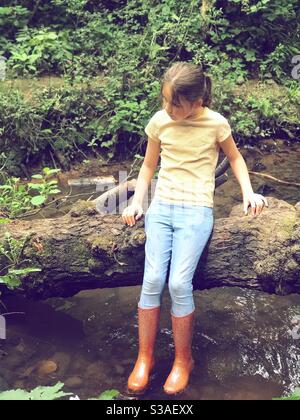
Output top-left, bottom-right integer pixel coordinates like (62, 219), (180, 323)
(192, 98), (203, 108)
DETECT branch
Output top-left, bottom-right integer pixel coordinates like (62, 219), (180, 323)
(248, 171), (300, 187)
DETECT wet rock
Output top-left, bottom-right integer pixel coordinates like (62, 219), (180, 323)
(37, 360), (58, 377)
(84, 361), (109, 388)
(15, 339), (26, 353)
(6, 335), (22, 347)
(252, 161), (267, 171)
(256, 184), (276, 195)
(50, 352), (71, 376)
(0, 349), (8, 359)
(85, 362), (105, 379)
(0, 376), (9, 391)
(71, 355), (89, 373)
(120, 358), (133, 367)
(207, 352), (243, 382)
(2, 352), (25, 370)
(19, 365), (36, 378)
(13, 380), (25, 389)
(114, 364), (125, 375)
(65, 376), (83, 389)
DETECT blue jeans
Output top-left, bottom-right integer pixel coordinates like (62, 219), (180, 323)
(138, 198), (214, 317)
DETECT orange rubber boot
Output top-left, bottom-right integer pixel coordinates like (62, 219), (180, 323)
(163, 311), (195, 395)
(127, 306), (161, 394)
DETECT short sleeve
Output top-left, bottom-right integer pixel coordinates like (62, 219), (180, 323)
(216, 117), (232, 143)
(145, 113), (161, 143)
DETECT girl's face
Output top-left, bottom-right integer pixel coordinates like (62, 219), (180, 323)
(161, 83), (204, 121)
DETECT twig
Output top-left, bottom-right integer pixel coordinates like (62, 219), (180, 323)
(14, 191), (94, 219)
(248, 171), (300, 187)
(1, 312), (26, 317)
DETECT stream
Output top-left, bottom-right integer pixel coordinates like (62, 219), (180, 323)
(0, 138), (299, 400)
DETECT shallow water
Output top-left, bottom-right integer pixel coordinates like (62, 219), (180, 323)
(1, 287), (299, 400)
(0, 139), (299, 400)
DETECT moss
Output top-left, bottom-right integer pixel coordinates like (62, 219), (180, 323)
(69, 200), (96, 217)
(89, 235), (113, 252)
(87, 258), (104, 273)
(130, 229), (146, 247)
(71, 242), (91, 263)
(41, 240), (90, 271)
(280, 215), (296, 239)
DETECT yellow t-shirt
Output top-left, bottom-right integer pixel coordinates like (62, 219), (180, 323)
(145, 107), (232, 207)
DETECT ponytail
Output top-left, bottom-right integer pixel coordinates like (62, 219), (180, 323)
(202, 75), (212, 107)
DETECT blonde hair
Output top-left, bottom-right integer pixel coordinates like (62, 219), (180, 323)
(160, 61), (212, 107)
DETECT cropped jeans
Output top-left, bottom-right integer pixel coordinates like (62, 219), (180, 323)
(138, 197), (214, 317)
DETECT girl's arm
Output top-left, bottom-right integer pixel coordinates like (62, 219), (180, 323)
(132, 137), (160, 205)
(218, 134), (268, 216)
(122, 137), (160, 226)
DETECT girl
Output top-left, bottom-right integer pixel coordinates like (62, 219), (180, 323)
(122, 62), (268, 396)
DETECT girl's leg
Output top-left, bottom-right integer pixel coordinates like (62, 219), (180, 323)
(164, 205), (214, 395)
(168, 205), (214, 317)
(128, 200), (173, 394)
(138, 200), (173, 309)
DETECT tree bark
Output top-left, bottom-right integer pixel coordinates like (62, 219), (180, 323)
(0, 196), (299, 299)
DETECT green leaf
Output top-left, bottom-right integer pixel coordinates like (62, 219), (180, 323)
(272, 388), (300, 400)
(31, 174), (43, 180)
(27, 183), (43, 190)
(8, 267), (42, 275)
(31, 195), (46, 206)
(0, 275), (21, 289)
(0, 382), (73, 400)
(89, 389), (119, 400)
(0, 218), (10, 224)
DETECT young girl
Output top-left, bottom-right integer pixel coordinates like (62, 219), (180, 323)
(122, 62), (268, 396)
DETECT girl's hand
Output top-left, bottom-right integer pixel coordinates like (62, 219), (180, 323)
(122, 202), (144, 226)
(243, 192), (268, 216)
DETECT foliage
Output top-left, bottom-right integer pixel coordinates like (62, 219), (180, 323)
(0, 0), (298, 81)
(27, 167), (61, 206)
(8, 28), (74, 76)
(0, 168), (61, 217)
(0, 382), (72, 400)
(200, 0), (299, 81)
(88, 389), (120, 400)
(273, 388), (300, 401)
(0, 382), (120, 400)
(0, 0), (298, 169)
(0, 232), (41, 290)
(0, 5), (29, 56)
(0, 232), (30, 267)
(0, 267), (42, 290)
(0, 73), (299, 177)
(0, 166), (60, 289)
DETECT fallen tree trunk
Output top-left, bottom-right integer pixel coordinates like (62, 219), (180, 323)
(0, 196), (299, 299)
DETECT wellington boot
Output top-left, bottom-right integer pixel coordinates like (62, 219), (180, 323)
(127, 306), (161, 394)
(163, 311), (195, 395)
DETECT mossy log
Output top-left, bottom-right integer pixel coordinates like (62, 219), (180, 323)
(0, 195), (299, 299)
